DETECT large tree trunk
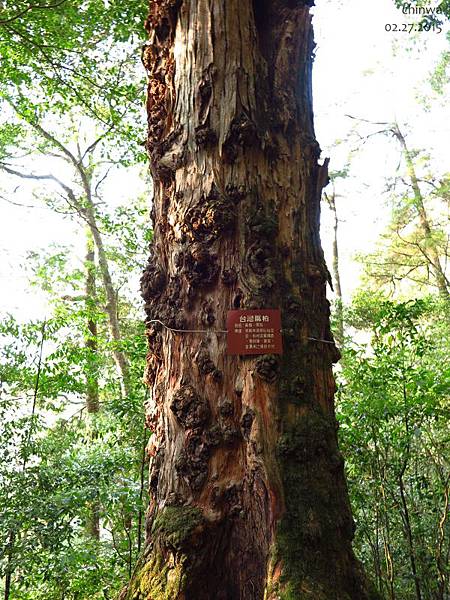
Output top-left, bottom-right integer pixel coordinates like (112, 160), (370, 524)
(125, 1), (372, 598)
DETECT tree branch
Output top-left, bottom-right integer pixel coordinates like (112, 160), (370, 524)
(0, 0), (67, 25)
(0, 193), (40, 209)
(0, 162), (76, 197)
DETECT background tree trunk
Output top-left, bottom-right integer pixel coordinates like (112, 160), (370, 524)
(82, 193), (131, 399)
(85, 232), (100, 416)
(324, 188), (344, 344)
(392, 124), (449, 300)
(84, 232), (101, 540)
(125, 1), (373, 598)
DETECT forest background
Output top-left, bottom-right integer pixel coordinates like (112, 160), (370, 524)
(0, 0), (449, 599)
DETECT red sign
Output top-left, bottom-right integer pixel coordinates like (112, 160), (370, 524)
(227, 309), (283, 355)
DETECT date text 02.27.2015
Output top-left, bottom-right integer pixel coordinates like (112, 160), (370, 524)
(385, 22), (443, 33)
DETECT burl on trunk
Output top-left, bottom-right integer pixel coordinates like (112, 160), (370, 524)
(123, 1), (372, 598)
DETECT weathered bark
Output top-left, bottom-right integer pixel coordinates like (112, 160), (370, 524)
(126, 1), (373, 598)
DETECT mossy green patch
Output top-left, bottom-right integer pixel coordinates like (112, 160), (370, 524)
(151, 505), (203, 551)
(272, 409), (360, 597)
(270, 579), (353, 600)
(123, 550), (184, 600)
(122, 506), (203, 600)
